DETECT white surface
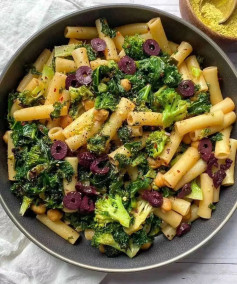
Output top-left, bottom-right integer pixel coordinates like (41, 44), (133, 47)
(0, 1), (236, 284)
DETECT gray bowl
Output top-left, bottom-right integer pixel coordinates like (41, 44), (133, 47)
(0, 4), (236, 273)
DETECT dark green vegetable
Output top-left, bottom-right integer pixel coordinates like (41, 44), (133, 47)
(114, 154), (131, 168)
(18, 89), (45, 107)
(188, 93), (211, 115)
(210, 132), (224, 142)
(208, 203), (216, 210)
(126, 178), (151, 198)
(146, 131), (169, 158)
(95, 92), (118, 111)
(124, 141), (142, 155)
(50, 102), (65, 119)
(123, 34), (145, 60)
(100, 18), (116, 38)
(117, 125), (132, 143)
(87, 134), (109, 154)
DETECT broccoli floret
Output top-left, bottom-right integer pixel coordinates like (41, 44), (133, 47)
(126, 177), (151, 198)
(124, 200), (153, 235)
(117, 125), (132, 143)
(210, 132), (223, 143)
(123, 34), (145, 60)
(146, 130), (169, 158)
(87, 134), (109, 154)
(135, 84), (152, 111)
(186, 179), (203, 200)
(18, 89), (45, 107)
(69, 86), (94, 103)
(19, 196), (32, 216)
(94, 92), (118, 111)
(188, 93), (211, 115)
(95, 194), (131, 227)
(100, 18), (116, 38)
(154, 87), (188, 127)
(124, 141), (142, 155)
(104, 246), (122, 257)
(114, 154), (131, 168)
(145, 214), (162, 237)
(163, 64), (182, 87)
(92, 232), (123, 251)
(50, 102), (65, 119)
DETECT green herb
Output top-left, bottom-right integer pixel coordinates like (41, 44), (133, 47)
(208, 203), (216, 210)
(50, 102), (65, 119)
(114, 154), (131, 168)
(210, 133), (223, 142)
(100, 18), (116, 38)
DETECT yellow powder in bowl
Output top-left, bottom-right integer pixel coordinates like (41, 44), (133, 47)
(190, 0), (237, 38)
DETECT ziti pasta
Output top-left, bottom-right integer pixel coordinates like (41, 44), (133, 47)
(4, 17), (236, 259)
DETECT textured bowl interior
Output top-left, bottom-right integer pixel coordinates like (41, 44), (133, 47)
(0, 5), (236, 272)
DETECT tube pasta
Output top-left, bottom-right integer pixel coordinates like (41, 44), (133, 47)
(36, 214), (80, 244)
(101, 98), (135, 141)
(126, 166), (138, 181)
(72, 47), (90, 68)
(147, 18), (171, 55)
(222, 139), (237, 186)
(95, 19), (119, 61)
(185, 55), (208, 92)
(162, 225), (176, 240)
(175, 110), (224, 136)
(44, 72), (67, 105)
(198, 173), (214, 219)
(113, 31), (124, 51)
(116, 23), (148, 36)
(64, 26), (98, 39)
(108, 146), (131, 166)
(140, 32), (153, 40)
(55, 57), (77, 73)
(188, 204), (199, 222)
(159, 129), (183, 165)
(203, 66), (223, 105)
(171, 41), (193, 66)
(47, 118), (61, 129)
(127, 126), (143, 137)
(68, 38), (82, 45)
(163, 147), (200, 188)
(90, 59), (109, 70)
(213, 186), (220, 203)
(24, 78), (41, 92)
(215, 126), (232, 159)
(178, 62), (192, 81)
(10, 100), (22, 116)
(168, 41), (179, 53)
(169, 197), (191, 216)
(174, 159), (207, 190)
(48, 127), (65, 141)
(127, 112), (163, 127)
(63, 157), (78, 194)
(154, 208), (182, 228)
(210, 97), (235, 114)
(190, 111), (236, 141)
(13, 104), (68, 121)
(8, 131), (16, 181)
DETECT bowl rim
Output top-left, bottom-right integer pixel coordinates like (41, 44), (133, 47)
(181, 0), (237, 42)
(0, 3), (237, 273)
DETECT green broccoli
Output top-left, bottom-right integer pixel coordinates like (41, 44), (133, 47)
(163, 64), (182, 87)
(146, 130), (169, 158)
(87, 134), (109, 154)
(114, 154), (131, 168)
(19, 196), (32, 216)
(124, 200), (153, 235)
(69, 85), (94, 103)
(126, 177), (151, 198)
(117, 125), (132, 143)
(18, 89), (45, 107)
(124, 141), (142, 155)
(186, 179), (203, 200)
(188, 92), (211, 115)
(95, 194), (131, 227)
(50, 102), (65, 119)
(134, 84), (152, 111)
(100, 18), (116, 38)
(123, 34), (145, 60)
(94, 92), (118, 111)
(154, 87), (188, 127)
(144, 214), (162, 237)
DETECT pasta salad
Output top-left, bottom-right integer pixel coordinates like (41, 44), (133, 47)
(5, 17), (236, 258)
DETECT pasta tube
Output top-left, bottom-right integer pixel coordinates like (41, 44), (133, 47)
(222, 139), (237, 186)
(127, 112), (163, 127)
(63, 157), (78, 194)
(215, 126), (232, 159)
(154, 208), (182, 228)
(171, 41), (193, 66)
(64, 26), (98, 39)
(198, 173), (214, 219)
(7, 131), (16, 181)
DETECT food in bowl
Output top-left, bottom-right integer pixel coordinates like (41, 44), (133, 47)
(4, 17), (236, 258)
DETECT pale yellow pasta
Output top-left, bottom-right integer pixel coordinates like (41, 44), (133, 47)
(169, 197), (191, 216)
(36, 214), (80, 244)
(90, 59), (109, 70)
(215, 126), (232, 159)
(127, 112), (163, 127)
(154, 208), (182, 228)
(116, 23), (148, 36)
(34, 49), (52, 72)
(7, 131), (16, 181)
(210, 97), (235, 114)
(24, 78), (41, 92)
(44, 72), (67, 105)
(48, 127), (65, 141)
(63, 157), (78, 195)
(190, 111), (236, 141)
(119, 49), (126, 59)
(126, 166), (138, 181)
(68, 38), (82, 45)
(60, 89), (71, 109)
(55, 57), (77, 73)
(171, 41), (193, 66)
(46, 51), (55, 67)
(162, 225), (176, 240)
(178, 62), (192, 81)
(17, 73), (35, 92)
(174, 159), (207, 190)
(65, 120), (103, 151)
(101, 98), (135, 141)
(3, 131), (8, 144)
(198, 173), (214, 219)
(222, 139), (237, 186)
(185, 55), (208, 92)
(96, 19), (119, 61)
(168, 41), (179, 53)
(10, 99), (22, 116)
(47, 118), (61, 129)
(13, 104), (68, 121)
(213, 186), (220, 203)
(163, 147), (200, 188)
(63, 108), (95, 138)
(175, 110), (224, 136)
(139, 32), (153, 40)
(127, 126), (143, 137)
(159, 129), (183, 165)
(64, 26), (98, 39)
(203, 66), (223, 105)
(183, 133), (192, 144)
(72, 47), (90, 68)
(147, 18), (172, 55)
(113, 31), (124, 51)
(108, 146), (131, 166)
(188, 204), (200, 222)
